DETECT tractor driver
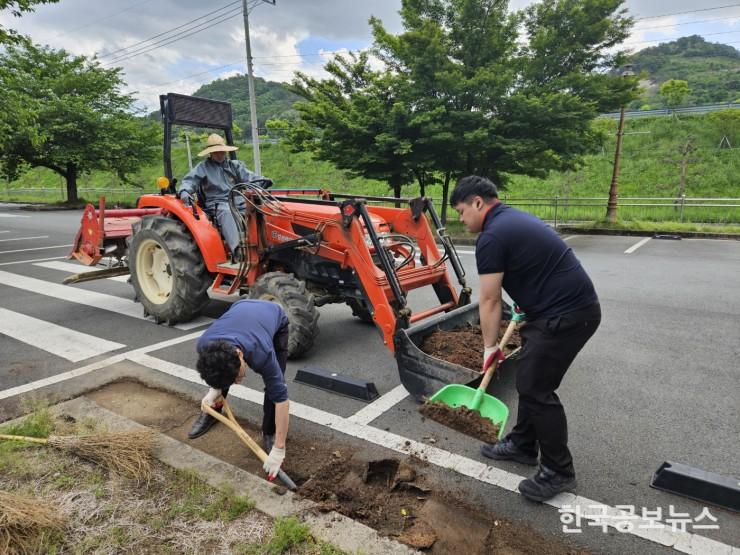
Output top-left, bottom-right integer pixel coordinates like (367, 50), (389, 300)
(450, 175), (601, 503)
(190, 299), (290, 481)
(177, 133), (272, 261)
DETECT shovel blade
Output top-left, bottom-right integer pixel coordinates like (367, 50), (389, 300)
(429, 384), (509, 439)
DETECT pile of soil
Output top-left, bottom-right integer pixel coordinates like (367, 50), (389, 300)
(419, 321), (521, 371)
(85, 380), (586, 554)
(419, 401), (501, 444)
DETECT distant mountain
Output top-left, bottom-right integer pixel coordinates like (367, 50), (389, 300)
(191, 74), (301, 139)
(630, 35), (740, 108)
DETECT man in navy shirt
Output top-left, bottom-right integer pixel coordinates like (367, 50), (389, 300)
(189, 299), (290, 479)
(451, 175), (601, 502)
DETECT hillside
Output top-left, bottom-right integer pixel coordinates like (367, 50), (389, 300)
(629, 36), (740, 108)
(191, 74), (301, 139)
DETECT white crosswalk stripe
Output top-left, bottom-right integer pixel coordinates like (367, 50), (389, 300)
(0, 235), (49, 242)
(0, 270), (212, 330)
(0, 308), (125, 362)
(34, 260), (130, 283)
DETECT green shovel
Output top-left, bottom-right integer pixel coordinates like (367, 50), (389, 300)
(428, 307), (523, 439)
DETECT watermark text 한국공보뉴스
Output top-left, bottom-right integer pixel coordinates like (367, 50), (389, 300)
(558, 504), (719, 534)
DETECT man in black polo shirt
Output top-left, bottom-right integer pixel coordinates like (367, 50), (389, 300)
(450, 175), (601, 502)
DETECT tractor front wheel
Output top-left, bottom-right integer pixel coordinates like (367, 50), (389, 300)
(129, 216), (211, 325)
(249, 272), (319, 358)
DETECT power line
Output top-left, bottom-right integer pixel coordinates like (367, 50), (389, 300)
(103, 0), (263, 67)
(634, 3), (740, 21)
(97, 0), (241, 60)
(634, 15), (740, 31)
(139, 60), (244, 90)
(102, 3), (258, 67)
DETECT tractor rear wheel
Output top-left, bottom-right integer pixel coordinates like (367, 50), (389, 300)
(129, 216), (211, 325)
(249, 272), (319, 358)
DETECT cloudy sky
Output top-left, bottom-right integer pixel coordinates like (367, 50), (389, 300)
(2, 0), (739, 111)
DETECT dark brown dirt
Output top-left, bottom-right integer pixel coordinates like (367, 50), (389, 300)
(420, 321), (521, 371)
(419, 401), (501, 443)
(85, 380), (587, 554)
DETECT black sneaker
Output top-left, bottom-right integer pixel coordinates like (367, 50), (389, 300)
(262, 433), (275, 453)
(518, 465), (577, 502)
(481, 438), (538, 465)
(188, 411), (219, 439)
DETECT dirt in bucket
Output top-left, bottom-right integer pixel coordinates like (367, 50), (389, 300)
(419, 321), (521, 371)
(85, 379), (587, 554)
(418, 401), (501, 443)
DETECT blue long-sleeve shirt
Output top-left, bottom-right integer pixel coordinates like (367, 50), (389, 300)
(197, 300), (290, 402)
(179, 157), (261, 206)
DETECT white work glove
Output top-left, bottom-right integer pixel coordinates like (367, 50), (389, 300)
(263, 446), (286, 480)
(483, 346), (504, 372)
(201, 388), (223, 409)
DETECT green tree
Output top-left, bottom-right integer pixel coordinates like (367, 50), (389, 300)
(292, 0), (637, 222)
(0, 0), (58, 44)
(290, 52), (420, 200)
(660, 79), (690, 111)
(0, 43), (159, 203)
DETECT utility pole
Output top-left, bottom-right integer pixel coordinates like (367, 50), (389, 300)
(605, 105), (625, 224)
(241, 0), (275, 175)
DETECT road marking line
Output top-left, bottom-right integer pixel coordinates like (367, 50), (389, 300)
(0, 244), (71, 255)
(0, 231), (9, 234)
(0, 308), (125, 362)
(347, 384), (409, 425)
(0, 270), (212, 330)
(126, 353), (734, 555)
(0, 256), (66, 267)
(624, 237), (651, 254)
(34, 260), (130, 283)
(0, 213), (30, 218)
(0, 235), (49, 243)
(562, 235), (577, 241)
(0, 330), (204, 401)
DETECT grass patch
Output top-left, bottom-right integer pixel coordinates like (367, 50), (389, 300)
(234, 516), (347, 555)
(167, 468), (255, 522)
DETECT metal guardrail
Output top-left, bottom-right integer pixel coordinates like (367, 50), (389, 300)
(2, 188), (739, 225)
(601, 102), (740, 119)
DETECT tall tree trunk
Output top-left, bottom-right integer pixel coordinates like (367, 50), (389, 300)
(390, 176), (402, 208)
(65, 163), (78, 203)
(414, 170), (426, 197)
(440, 171), (451, 226)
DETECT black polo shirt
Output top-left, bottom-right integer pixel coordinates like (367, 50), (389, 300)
(476, 203), (598, 320)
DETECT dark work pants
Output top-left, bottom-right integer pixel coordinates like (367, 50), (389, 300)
(508, 303), (601, 477)
(221, 323), (290, 435)
(262, 323), (290, 436)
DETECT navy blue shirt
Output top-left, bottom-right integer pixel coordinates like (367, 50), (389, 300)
(197, 300), (290, 402)
(476, 203), (598, 320)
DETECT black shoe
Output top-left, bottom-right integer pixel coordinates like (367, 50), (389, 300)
(188, 411), (219, 439)
(262, 433), (275, 453)
(518, 465), (577, 502)
(481, 438), (538, 465)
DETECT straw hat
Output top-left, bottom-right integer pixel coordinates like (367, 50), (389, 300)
(198, 133), (239, 157)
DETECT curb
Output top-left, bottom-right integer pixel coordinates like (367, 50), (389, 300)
(33, 397), (419, 555)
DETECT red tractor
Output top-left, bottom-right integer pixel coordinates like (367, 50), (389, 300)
(70, 93), (487, 400)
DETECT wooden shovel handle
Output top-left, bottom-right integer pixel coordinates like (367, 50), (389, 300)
(201, 402), (269, 463)
(479, 319), (518, 391)
(0, 434), (49, 444)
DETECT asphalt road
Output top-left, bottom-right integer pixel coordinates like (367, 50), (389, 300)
(1, 203), (738, 554)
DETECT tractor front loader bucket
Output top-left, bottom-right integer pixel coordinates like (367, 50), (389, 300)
(395, 301), (512, 402)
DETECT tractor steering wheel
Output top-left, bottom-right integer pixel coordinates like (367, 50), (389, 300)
(249, 177), (273, 189)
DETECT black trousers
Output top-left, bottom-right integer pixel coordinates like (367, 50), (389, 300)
(508, 302), (601, 477)
(221, 322), (290, 435)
